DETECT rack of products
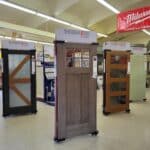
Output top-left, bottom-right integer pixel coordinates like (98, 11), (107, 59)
(43, 45), (55, 105)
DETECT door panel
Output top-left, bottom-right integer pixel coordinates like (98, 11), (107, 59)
(81, 74), (89, 123)
(55, 43), (97, 140)
(66, 74), (81, 125)
(104, 50), (130, 114)
(9, 54), (31, 107)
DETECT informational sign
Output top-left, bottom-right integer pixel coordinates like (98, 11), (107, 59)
(131, 46), (147, 54)
(44, 45), (54, 62)
(103, 41), (131, 51)
(92, 56), (97, 78)
(117, 6), (150, 32)
(1, 40), (35, 50)
(56, 29), (97, 43)
(127, 62), (130, 74)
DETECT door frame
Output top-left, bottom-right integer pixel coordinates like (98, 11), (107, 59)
(2, 49), (36, 116)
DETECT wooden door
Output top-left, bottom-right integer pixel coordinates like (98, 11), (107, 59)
(103, 50), (130, 114)
(2, 50), (36, 116)
(55, 42), (98, 141)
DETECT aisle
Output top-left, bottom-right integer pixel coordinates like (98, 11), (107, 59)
(0, 89), (150, 150)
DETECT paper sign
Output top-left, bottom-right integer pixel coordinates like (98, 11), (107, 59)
(92, 56), (97, 78)
(56, 29), (97, 43)
(2, 40), (35, 50)
(131, 47), (147, 54)
(127, 62), (130, 74)
(32, 56), (35, 74)
(103, 41), (130, 51)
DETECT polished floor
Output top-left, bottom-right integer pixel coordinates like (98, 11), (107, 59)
(0, 89), (150, 150)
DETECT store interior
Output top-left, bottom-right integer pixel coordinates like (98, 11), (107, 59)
(0, 0), (150, 150)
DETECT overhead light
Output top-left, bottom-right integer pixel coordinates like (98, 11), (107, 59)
(0, 0), (36, 15)
(0, 0), (107, 38)
(37, 13), (71, 26)
(70, 24), (89, 31)
(96, 0), (120, 14)
(97, 33), (108, 38)
(142, 29), (150, 36)
(0, 35), (53, 45)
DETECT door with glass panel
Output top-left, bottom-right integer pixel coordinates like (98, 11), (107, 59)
(55, 42), (98, 141)
(2, 50), (36, 116)
(103, 50), (130, 115)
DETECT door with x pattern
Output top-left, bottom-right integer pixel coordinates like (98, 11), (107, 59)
(2, 50), (36, 116)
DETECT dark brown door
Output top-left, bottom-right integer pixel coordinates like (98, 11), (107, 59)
(55, 42), (98, 141)
(103, 50), (130, 114)
(2, 50), (36, 116)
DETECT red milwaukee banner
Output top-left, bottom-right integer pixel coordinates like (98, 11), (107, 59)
(117, 6), (150, 32)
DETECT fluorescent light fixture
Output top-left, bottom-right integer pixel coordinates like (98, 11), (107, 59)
(0, 0), (36, 14)
(0, 1), (107, 38)
(37, 13), (71, 26)
(142, 29), (150, 36)
(0, 35), (53, 45)
(70, 24), (89, 31)
(96, 0), (120, 14)
(97, 32), (108, 37)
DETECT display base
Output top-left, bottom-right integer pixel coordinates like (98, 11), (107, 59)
(103, 110), (110, 116)
(45, 101), (55, 106)
(54, 137), (66, 143)
(126, 109), (130, 113)
(91, 130), (99, 136)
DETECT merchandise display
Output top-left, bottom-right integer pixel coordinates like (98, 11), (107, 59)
(43, 45), (55, 105)
(54, 41), (98, 142)
(1, 40), (37, 116)
(103, 50), (130, 115)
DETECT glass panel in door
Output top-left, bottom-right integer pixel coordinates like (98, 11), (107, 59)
(8, 54), (31, 107)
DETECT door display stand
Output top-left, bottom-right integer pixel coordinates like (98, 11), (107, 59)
(103, 50), (130, 115)
(130, 53), (147, 102)
(54, 40), (98, 142)
(2, 44), (37, 116)
(43, 61), (55, 106)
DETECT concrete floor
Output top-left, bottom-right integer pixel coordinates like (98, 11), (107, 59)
(0, 89), (150, 150)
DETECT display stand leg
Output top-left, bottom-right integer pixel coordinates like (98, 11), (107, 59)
(103, 110), (110, 116)
(54, 137), (66, 143)
(126, 109), (130, 113)
(91, 130), (99, 136)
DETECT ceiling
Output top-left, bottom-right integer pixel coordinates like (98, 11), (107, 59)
(0, 0), (149, 44)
